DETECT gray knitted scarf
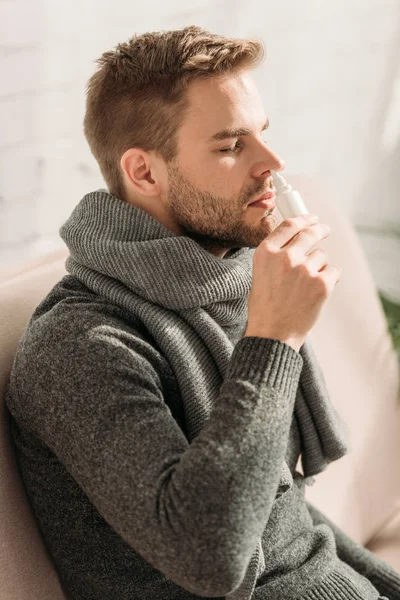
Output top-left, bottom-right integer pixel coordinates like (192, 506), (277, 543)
(59, 189), (350, 600)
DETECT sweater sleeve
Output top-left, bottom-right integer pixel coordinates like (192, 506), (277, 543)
(306, 501), (400, 600)
(8, 309), (303, 599)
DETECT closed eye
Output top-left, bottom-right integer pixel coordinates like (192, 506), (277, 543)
(219, 138), (268, 154)
(219, 142), (243, 153)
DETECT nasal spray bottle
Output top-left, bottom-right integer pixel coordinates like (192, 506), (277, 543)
(271, 170), (326, 253)
(271, 171), (326, 255)
(271, 171), (310, 218)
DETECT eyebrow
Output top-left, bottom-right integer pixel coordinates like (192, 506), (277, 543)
(209, 118), (270, 142)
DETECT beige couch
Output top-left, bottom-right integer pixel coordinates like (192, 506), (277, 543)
(1, 177), (399, 599)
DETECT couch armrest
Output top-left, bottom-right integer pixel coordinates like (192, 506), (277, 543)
(365, 502), (400, 571)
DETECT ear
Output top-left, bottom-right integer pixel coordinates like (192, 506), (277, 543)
(120, 148), (161, 197)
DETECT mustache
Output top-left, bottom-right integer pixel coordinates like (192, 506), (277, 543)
(244, 180), (274, 203)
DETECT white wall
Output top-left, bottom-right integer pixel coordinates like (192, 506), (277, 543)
(1, 0), (399, 300)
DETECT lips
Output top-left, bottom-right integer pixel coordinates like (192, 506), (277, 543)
(249, 190), (276, 205)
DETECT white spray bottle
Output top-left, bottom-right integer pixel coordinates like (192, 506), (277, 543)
(271, 171), (326, 255)
(271, 171), (310, 218)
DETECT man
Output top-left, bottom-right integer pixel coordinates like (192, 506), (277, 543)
(5, 25), (399, 600)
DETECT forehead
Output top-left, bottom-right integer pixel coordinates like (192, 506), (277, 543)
(179, 72), (266, 140)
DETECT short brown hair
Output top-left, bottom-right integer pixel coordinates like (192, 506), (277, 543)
(83, 25), (265, 200)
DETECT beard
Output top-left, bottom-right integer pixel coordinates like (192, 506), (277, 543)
(165, 162), (280, 256)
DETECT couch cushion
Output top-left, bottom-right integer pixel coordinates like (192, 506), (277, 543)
(0, 251), (71, 600)
(365, 503), (400, 572)
(288, 176), (400, 549)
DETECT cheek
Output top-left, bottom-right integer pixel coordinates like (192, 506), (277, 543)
(181, 150), (245, 199)
(205, 158), (245, 197)
(218, 162), (248, 199)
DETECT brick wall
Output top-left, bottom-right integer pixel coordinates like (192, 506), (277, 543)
(1, 0), (399, 300)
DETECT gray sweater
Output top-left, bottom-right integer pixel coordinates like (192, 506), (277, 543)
(5, 190), (400, 600)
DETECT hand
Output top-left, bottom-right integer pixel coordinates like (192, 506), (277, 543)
(244, 213), (341, 352)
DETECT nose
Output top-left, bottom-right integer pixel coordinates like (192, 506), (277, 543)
(265, 147), (285, 172)
(253, 144), (286, 179)
(272, 155), (285, 172)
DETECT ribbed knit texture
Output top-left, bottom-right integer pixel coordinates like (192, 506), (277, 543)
(5, 188), (400, 599)
(306, 502), (400, 600)
(58, 189), (349, 599)
(59, 189), (350, 477)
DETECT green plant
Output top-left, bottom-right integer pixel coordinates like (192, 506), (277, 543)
(353, 221), (400, 359)
(378, 292), (400, 356)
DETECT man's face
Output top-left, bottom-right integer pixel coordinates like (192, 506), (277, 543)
(162, 71), (286, 258)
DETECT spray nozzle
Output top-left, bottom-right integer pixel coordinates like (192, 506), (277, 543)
(271, 170), (292, 193)
(270, 171), (310, 218)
